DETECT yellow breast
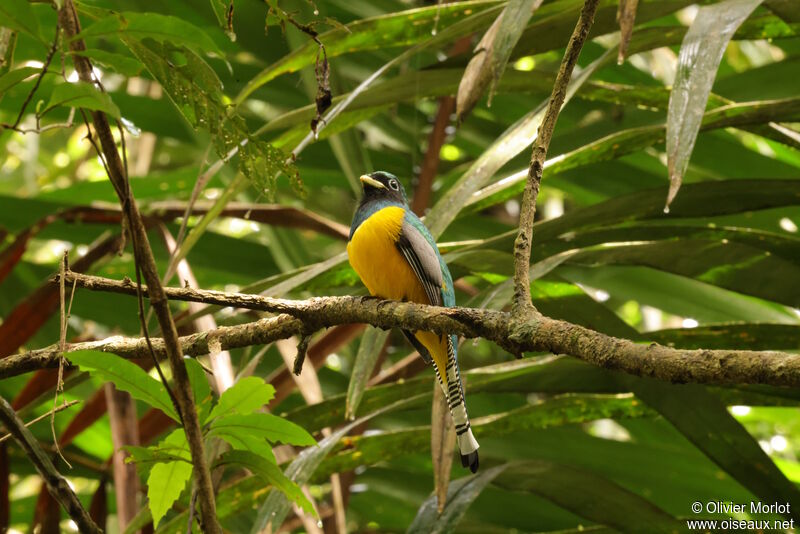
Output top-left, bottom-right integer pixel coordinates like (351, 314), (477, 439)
(347, 206), (428, 304)
(347, 206), (449, 377)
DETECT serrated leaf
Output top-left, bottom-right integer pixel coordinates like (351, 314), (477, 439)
(212, 426), (277, 463)
(68, 350), (179, 421)
(146, 429), (192, 528)
(42, 82), (121, 119)
(78, 12), (223, 56)
(209, 413), (315, 446)
(147, 460), (193, 528)
(665, 0), (764, 208)
(216, 450), (315, 515)
(206, 376), (276, 422)
(0, 0), (43, 43)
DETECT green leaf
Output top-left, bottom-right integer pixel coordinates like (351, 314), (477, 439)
(666, 0), (765, 207)
(42, 82), (121, 119)
(216, 450), (314, 515)
(78, 12), (223, 56)
(209, 0), (235, 40)
(209, 413), (315, 446)
(147, 460), (193, 528)
(236, 1), (503, 104)
(68, 350), (179, 422)
(467, 98), (800, 213)
(456, 0), (541, 120)
(252, 396), (422, 532)
(316, 394), (654, 479)
(493, 461), (683, 533)
(0, 0), (43, 43)
(146, 429), (193, 528)
(211, 424), (277, 463)
(648, 324), (800, 350)
(73, 49), (143, 77)
(0, 66), (38, 97)
(426, 45), (615, 238)
(185, 358), (212, 422)
(206, 376), (276, 422)
(408, 465), (508, 533)
(124, 37), (296, 195)
(623, 377), (800, 522)
(346, 327), (389, 420)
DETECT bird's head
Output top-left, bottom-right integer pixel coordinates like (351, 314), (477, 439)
(358, 171), (408, 206)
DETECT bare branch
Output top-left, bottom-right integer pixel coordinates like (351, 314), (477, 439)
(0, 397), (101, 534)
(57, 1), (220, 530)
(512, 0), (600, 314)
(0, 400), (79, 444)
(1, 271), (795, 392)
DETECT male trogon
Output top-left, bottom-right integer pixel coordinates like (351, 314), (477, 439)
(347, 171), (479, 472)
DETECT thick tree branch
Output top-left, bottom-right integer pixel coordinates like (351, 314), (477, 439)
(2, 271), (795, 391)
(0, 397), (102, 534)
(512, 0), (599, 314)
(57, 2), (220, 531)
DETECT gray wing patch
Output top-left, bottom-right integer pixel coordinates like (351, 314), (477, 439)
(396, 220), (443, 307)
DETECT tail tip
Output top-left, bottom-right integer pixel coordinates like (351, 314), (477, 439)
(460, 450), (479, 473)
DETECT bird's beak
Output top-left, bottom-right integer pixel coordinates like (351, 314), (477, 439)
(359, 175), (385, 189)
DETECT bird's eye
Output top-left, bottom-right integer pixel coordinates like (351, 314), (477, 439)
(388, 179), (399, 191)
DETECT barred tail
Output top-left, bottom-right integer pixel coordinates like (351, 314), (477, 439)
(432, 335), (479, 473)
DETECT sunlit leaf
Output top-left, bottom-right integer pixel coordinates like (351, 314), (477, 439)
(206, 376), (276, 422)
(665, 0), (764, 208)
(68, 350), (179, 422)
(42, 82), (121, 119)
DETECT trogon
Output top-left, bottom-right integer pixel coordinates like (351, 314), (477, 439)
(347, 171), (480, 472)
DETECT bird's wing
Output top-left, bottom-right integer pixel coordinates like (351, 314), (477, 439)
(395, 216), (444, 308)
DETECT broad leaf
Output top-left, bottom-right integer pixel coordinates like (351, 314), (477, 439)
(0, 66), (38, 96)
(206, 376), (276, 422)
(494, 461), (683, 533)
(77, 12), (223, 56)
(68, 350), (179, 421)
(216, 450), (314, 515)
(146, 429), (193, 528)
(624, 377), (800, 522)
(42, 82), (121, 119)
(208, 412), (315, 446)
(0, 0), (43, 42)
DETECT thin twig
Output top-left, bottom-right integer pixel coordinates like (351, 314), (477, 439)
(0, 396), (101, 533)
(0, 400), (79, 444)
(2, 23), (60, 131)
(58, 1), (221, 530)
(53, 252), (72, 468)
(512, 0), (600, 314)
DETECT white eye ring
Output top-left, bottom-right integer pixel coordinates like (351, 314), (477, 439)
(389, 179), (399, 191)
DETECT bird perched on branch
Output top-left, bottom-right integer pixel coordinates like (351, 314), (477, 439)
(347, 171), (479, 473)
